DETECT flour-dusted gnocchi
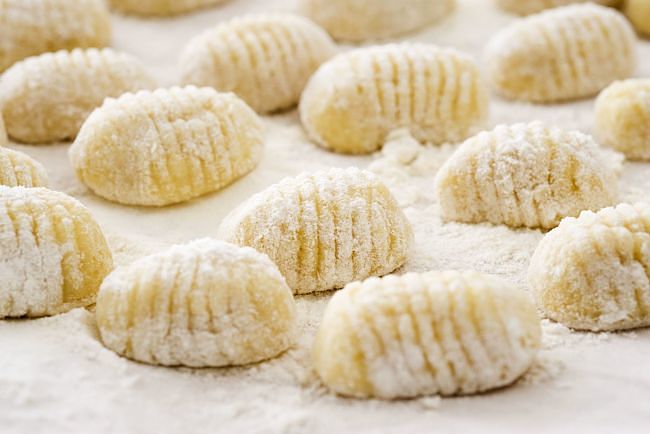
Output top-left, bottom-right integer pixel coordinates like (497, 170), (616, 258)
(485, 4), (636, 102)
(435, 122), (620, 229)
(0, 187), (113, 318)
(0, 0), (111, 73)
(69, 86), (264, 207)
(110, 0), (227, 16)
(300, 0), (455, 42)
(0, 148), (49, 187)
(313, 270), (541, 399)
(0, 49), (156, 144)
(496, 0), (620, 15)
(96, 238), (296, 367)
(625, 0), (650, 35)
(595, 80), (650, 160)
(218, 168), (413, 294)
(529, 203), (650, 331)
(180, 14), (336, 114)
(300, 44), (488, 155)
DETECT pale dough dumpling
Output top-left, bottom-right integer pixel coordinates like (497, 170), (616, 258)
(595, 80), (650, 160)
(485, 4), (636, 102)
(0, 148), (49, 187)
(300, 0), (455, 42)
(110, 0), (227, 16)
(0, 0), (111, 73)
(313, 270), (541, 399)
(529, 203), (650, 331)
(218, 168), (413, 294)
(626, 0), (650, 35)
(69, 86), (264, 206)
(0, 187), (113, 318)
(300, 44), (489, 154)
(496, 0), (620, 15)
(96, 238), (296, 367)
(180, 14), (337, 114)
(435, 122), (620, 229)
(0, 48), (156, 144)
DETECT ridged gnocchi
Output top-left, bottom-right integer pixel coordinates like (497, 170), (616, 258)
(69, 86), (264, 207)
(313, 270), (541, 399)
(180, 14), (337, 114)
(625, 0), (650, 35)
(496, 0), (620, 15)
(0, 0), (111, 73)
(218, 168), (413, 295)
(96, 238), (296, 367)
(110, 0), (227, 16)
(300, 0), (455, 42)
(0, 48), (156, 144)
(0, 148), (49, 187)
(300, 44), (489, 154)
(0, 186), (113, 318)
(529, 203), (650, 331)
(595, 80), (650, 161)
(485, 4), (636, 102)
(435, 122), (620, 229)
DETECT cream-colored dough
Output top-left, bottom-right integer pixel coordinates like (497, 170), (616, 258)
(110, 0), (228, 16)
(0, 148), (49, 187)
(496, 0), (620, 15)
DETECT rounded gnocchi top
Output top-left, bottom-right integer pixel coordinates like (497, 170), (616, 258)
(0, 148), (49, 188)
(496, 0), (621, 15)
(300, 44), (489, 154)
(300, 0), (455, 42)
(485, 4), (636, 102)
(69, 86), (264, 207)
(0, 0), (111, 73)
(110, 0), (227, 16)
(0, 48), (156, 144)
(180, 14), (337, 114)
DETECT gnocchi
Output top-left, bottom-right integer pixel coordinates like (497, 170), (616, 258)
(496, 0), (621, 15)
(218, 168), (413, 294)
(69, 86), (264, 207)
(0, 148), (49, 187)
(110, 0), (227, 16)
(625, 0), (650, 35)
(313, 270), (541, 399)
(300, 0), (455, 42)
(0, 0), (111, 73)
(485, 4), (636, 102)
(300, 44), (488, 154)
(0, 187), (113, 318)
(435, 122), (620, 229)
(96, 238), (296, 367)
(180, 14), (337, 114)
(0, 48), (156, 144)
(529, 203), (650, 331)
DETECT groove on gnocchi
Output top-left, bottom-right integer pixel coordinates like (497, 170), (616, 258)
(110, 0), (228, 16)
(0, 148), (49, 187)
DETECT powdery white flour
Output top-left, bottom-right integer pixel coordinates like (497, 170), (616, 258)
(1, 0), (650, 433)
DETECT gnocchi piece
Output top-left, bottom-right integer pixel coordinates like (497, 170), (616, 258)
(0, 116), (6, 146)
(485, 4), (636, 102)
(96, 238), (296, 367)
(69, 86), (264, 207)
(434, 122), (620, 229)
(300, 0), (455, 42)
(0, 48), (156, 144)
(625, 0), (650, 35)
(529, 203), (650, 331)
(300, 44), (489, 155)
(218, 168), (413, 294)
(0, 148), (49, 187)
(110, 0), (227, 16)
(0, 0), (111, 73)
(180, 14), (337, 114)
(0, 187), (113, 318)
(313, 270), (541, 399)
(496, 0), (620, 15)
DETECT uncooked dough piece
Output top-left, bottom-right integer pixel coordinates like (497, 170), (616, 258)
(0, 48), (156, 144)
(529, 203), (650, 331)
(96, 238), (296, 367)
(0, 0), (111, 73)
(300, 44), (489, 154)
(313, 270), (541, 399)
(180, 14), (337, 114)
(218, 168), (413, 294)
(595, 80), (650, 160)
(300, 0), (455, 42)
(110, 0), (227, 16)
(0, 148), (49, 187)
(496, 0), (620, 15)
(69, 86), (264, 207)
(435, 122), (620, 229)
(0, 116), (6, 146)
(626, 0), (650, 35)
(0, 186), (113, 318)
(485, 4), (636, 102)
